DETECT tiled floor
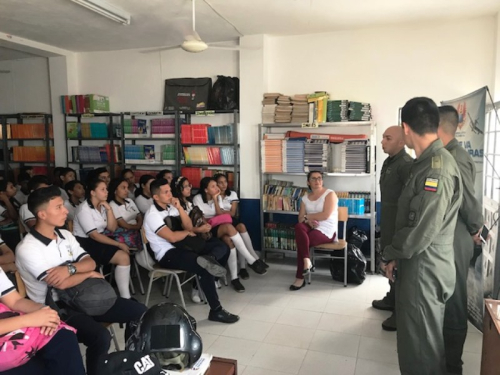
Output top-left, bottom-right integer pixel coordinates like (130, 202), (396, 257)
(84, 256), (483, 375)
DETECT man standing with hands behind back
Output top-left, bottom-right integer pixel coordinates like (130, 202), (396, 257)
(372, 126), (412, 331)
(438, 105), (484, 375)
(383, 97), (463, 374)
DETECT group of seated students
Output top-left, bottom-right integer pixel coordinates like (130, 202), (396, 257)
(0, 166), (272, 374)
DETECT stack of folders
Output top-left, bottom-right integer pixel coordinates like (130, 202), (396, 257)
(345, 139), (369, 173)
(262, 93), (280, 123)
(275, 95), (292, 123)
(291, 94), (309, 123)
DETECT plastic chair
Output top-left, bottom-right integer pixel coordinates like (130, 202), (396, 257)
(308, 207), (349, 287)
(137, 228), (203, 308)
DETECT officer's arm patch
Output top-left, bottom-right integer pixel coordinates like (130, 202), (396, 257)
(424, 177), (438, 192)
(431, 155), (442, 169)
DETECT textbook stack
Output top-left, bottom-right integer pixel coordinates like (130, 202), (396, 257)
(9, 123), (54, 139)
(283, 138), (305, 173)
(182, 146), (234, 165)
(307, 92), (329, 123)
(327, 100), (349, 122)
(66, 122), (109, 138)
(264, 222), (297, 251)
(262, 179), (308, 212)
(262, 93), (280, 123)
(304, 139), (328, 172)
(275, 95), (293, 123)
(349, 102), (372, 121)
(261, 137), (284, 173)
(291, 94), (309, 123)
(124, 119), (148, 138)
(12, 146), (55, 162)
(150, 118), (175, 137)
(71, 145), (120, 163)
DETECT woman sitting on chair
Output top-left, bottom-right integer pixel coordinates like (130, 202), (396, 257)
(291, 171), (338, 291)
(134, 175), (155, 215)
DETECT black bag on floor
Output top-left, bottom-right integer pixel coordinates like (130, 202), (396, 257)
(210, 75), (239, 110)
(164, 78), (212, 111)
(330, 244), (367, 285)
(347, 226), (368, 249)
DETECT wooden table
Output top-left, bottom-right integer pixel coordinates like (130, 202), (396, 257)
(481, 299), (500, 375)
(206, 357), (237, 375)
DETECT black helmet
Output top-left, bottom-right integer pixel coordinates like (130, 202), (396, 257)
(126, 303), (202, 370)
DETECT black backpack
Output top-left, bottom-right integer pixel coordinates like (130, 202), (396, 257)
(210, 76), (239, 110)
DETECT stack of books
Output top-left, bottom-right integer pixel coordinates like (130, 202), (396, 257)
(327, 100), (349, 122)
(261, 139), (283, 172)
(151, 118), (175, 137)
(275, 95), (292, 123)
(61, 94), (110, 114)
(349, 102), (372, 121)
(291, 94), (309, 123)
(304, 139), (328, 172)
(162, 145), (176, 162)
(182, 146), (234, 165)
(208, 125), (233, 144)
(71, 145), (120, 163)
(264, 222), (297, 251)
(337, 191), (371, 214)
(181, 124), (211, 144)
(12, 146), (55, 162)
(262, 93), (280, 123)
(307, 92), (329, 123)
(67, 122), (109, 138)
(9, 123), (54, 139)
(181, 167), (234, 189)
(345, 140), (369, 173)
(124, 119), (148, 138)
(283, 138), (305, 173)
(263, 179), (308, 212)
(124, 145), (157, 162)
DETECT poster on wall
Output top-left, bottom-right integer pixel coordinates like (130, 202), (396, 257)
(442, 86), (488, 330)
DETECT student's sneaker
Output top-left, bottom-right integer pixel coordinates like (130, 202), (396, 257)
(191, 288), (202, 303)
(248, 260), (267, 275)
(215, 279), (222, 289)
(231, 278), (245, 293)
(238, 268), (250, 280)
(208, 308), (240, 324)
(197, 256), (227, 278)
(257, 259), (270, 269)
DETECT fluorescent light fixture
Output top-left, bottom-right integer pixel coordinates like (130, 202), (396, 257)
(70, 0), (131, 25)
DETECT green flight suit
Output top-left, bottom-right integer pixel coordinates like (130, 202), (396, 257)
(443, 138), (483, 374)
(384, 139), (463, 375)
(379, 148), (413, 305)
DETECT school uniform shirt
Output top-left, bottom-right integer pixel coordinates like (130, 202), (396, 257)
(19, 204), (35, 233)
(0, 205), (7, 222)
(127, 184), (139, 201)
(15, 228), (89, 303)
(192, 194), (224, 219)
(64, 199), (80, 222)
(220, 191), (239, 211)
(59, 187), (69, 201)
(73, 199), (108, 238)
(135, 194), (153, 214)
(0, 266), (15, 298)
(14, 186), (28, 206)
(143, 202), (180, 262)
(110, 199), (140, 225)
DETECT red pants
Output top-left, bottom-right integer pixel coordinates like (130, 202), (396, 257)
(294, 222), (335, 279)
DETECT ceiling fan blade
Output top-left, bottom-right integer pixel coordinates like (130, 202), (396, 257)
(140, 45), (182, 54)
(207, 45), (241, 51)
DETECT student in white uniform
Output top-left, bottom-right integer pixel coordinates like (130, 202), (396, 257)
(15, 186), (146, 375)
(215, 173), (268, 280)
(19, 176), (50, 233)
(172, 175), (245, 293)
(13, 172), (30, 206)
(121, 169), (138, 200)
(57, 167), (76, 201)
(156, 169), (173, 185)
(63, 180), (85, 222)
(0, 181), (19, 223)
(0, 234), (16, 273)
(73, 178), (132, 299)
(193, 177), (268, 277)
(144, 179), (238, 323)
(0, 266), (85, 375)
(134, 174), (155, 214)
(108, 177), (142, 248)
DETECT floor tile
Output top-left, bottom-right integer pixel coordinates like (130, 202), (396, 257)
(238, 303), (284, 323)
(251, 292), (292, 308)
(360, 318), (397, 341)
(276, 308), (322, 329)
(298, 350), (356, 375)
(325, 299), (370, 318)
(242, 365), (294, 375)
(199, 332), (219, 350)
(264, 323), (315, 349)
(221, 318), (274, 342)
(308, 330), (360, 357)
(354, 358), (401, 375)
(317, 312), (364, 335)
(286, 294), (328, 313)
(250, 343), (307, 374)
(207, 336), (262, 366)
(463, 331), (482, 354)
(357, 337), (398, 365)
(462, 351), (481, 375)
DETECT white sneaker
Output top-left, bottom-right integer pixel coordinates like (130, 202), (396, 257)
(215, 280), (222, 289)
(191, 288), (202, 303)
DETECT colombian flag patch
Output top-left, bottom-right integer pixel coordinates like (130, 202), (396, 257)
(424, 177), (438, 192)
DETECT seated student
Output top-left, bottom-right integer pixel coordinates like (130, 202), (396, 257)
(107, 177), (142, 248)
(156, 169), (173, 185)
(214, 173), (267, 280)
(0, 266), (85, 375)
(144, 179), (238, 323)
(20, 166), (34, 179)
(172, 175), (245, 293)
(19, 176), (50, 233)
(57, 168), (76, 201)
(73, 178), (132, 298)
(14, 172), (30, 206)
(51, 167), (65, 187)
(0, 234), (16, 273)
(193, 177), (268, 277)
(15, 186), (147, 375)
(93, 167), (111, 187)
(63, 180), (85, 222)
(135, 174), (155, 214)
(121, 169), (138, 200)
(0, 181), (20, 223)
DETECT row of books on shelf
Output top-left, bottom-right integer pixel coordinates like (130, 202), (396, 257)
(71, 145), (121, 163)
(61, 94), (110, 114)
(181, 124), (234, 144)
(67, 122), (120, 139)
(124, 145), (175, 164)
(182, 146), (235, 165)
(263, 180), (308, 212)
(264, 223), (297, 251)
(11, 146), (55, 162)
(337, 191), (372, 214)
(1, 123), (54, 139)
(123, 118), (175, 138)
(180, 167), (234, 189)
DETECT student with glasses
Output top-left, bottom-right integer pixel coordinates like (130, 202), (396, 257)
(290, 171), (338, 291)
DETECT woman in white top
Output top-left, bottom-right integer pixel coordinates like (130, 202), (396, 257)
(73, 178), (131, 299)
(108, 177), (143, 249)
(291, 171), (338, 291)
(193, 177), (268, 278)
(134, 175), (155, 214)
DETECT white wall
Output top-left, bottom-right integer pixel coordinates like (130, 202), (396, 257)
(494, 13), (500, 101)
(0, 57), (51, 113)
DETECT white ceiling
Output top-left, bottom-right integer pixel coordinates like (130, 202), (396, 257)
(0, 0), (499, 56)
(0, 46), (39, 61)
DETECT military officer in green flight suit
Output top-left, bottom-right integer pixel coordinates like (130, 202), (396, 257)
(383, 97), (463, 375)
(372, 126), (413, 331)
(437, 105), (484, 375)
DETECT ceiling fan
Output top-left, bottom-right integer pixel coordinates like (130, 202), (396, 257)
(143, 0), (243, 54)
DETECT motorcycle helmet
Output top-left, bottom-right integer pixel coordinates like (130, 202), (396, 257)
(126, 302), (202, 370)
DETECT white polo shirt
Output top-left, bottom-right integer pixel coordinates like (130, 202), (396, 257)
(192, 194), (223, 219)
(59, 187), (69, 201)
(110, 199), (140, 225)
(19, 203), (35, 232)
(135, 194), (153, 214)
(143, 202), (180, 261)
(0, 266), (15, 298)
(221, 191), (239, 211)
(64, 200), (81, 222)
(14, 187), (28, 206)
(15, 228), (89, 303)
(73, 199), (108, 238)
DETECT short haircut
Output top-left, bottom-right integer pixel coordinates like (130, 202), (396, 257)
(59, 167), (76, 178)
(64, 180), (84, 194)
(156, 169), (172, 179)
(17, 172), (31, 184)
(94, 167), (108, 177)
(28, 185), (62, 219)
(401, 97), (439, 136)
(150, 178), (169, 197)
(107, 177), (127, 202)
(28, 175), (50, 192)
(438, 105), (459, 134)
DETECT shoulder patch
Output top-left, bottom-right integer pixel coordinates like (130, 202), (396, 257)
(424, 177), (438, 192)
(431, 155), (442, 169)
